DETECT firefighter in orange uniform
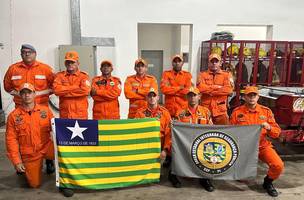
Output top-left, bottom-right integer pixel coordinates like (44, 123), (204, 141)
(4, 44), (54, 107)
(124, 58), (158, 118)
(135, 87), (172, 162)
(4, 44), (55, 174)
(197, 53), (233, 125)
(172, 87), (214, 191)
(230, 86), (284, 197)
(53, 51), (91, 119)
(6, 83), (54, 188)
(91, 60), (121, 119)
(161, 55), (192, 117)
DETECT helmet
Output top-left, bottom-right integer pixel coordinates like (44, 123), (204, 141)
(211, 46), (222, 56)
(258, 48), (267, 57)
(243, 47), (252, 56)
(227, 44), (239, 56)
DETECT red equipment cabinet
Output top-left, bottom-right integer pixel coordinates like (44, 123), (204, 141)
(200, 40), (304, 143)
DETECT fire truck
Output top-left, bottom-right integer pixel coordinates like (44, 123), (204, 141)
(200, 40), (304, 144)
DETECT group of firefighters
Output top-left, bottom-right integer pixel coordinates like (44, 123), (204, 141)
(4, 44), (284, 197)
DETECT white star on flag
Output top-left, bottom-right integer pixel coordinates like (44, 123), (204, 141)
(67, 120), (87, 140)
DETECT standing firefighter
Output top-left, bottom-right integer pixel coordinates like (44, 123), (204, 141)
(6, 83), (54, 188)
(124, 58), (158, 118)
(91, 60), (121, 119)
(197, 53), (233, 125)
(230, 86), (284, 197)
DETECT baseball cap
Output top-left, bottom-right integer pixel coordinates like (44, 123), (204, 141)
(101, 60), (113, 67)
(187, 87), (200, 95)
(172, 54), (183, 62)
(244, 86), (259, 95)
(65, 51), (79, 62)
(21, 44), (36, 52)
(147, 87), (159, 96)
(208, 53), (222, 62)
(135, 58), (147, 66)
(19, 83), (35, 93)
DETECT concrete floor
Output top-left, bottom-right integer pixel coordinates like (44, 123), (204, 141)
(0, 127), (304, 200)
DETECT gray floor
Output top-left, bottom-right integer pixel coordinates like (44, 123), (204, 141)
(0, 127), (303, 200)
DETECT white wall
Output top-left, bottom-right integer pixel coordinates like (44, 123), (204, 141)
(1, 0), (304, 119)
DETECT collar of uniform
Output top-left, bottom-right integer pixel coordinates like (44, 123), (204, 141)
(19, 103), (41, 113)
(208, 69), (222, 74)
(135, 74), (147, 81)
(146, 105), (160, 114)
(170, 69), (184, 75)
(100, 75), (113, 81)
(64, 69), (80, 77)
(20, 60), (39, 68)
(244, 104), (263, 113)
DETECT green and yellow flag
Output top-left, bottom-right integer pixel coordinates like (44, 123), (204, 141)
(52, 118), (161, 189)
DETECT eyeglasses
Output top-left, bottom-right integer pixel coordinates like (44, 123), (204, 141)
(21, 50), (35, 55)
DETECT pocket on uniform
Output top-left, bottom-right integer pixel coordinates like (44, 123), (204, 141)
(34, 75), (47, 89)
(16, 125), (30, 145)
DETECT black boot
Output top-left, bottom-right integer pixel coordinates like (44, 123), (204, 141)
(199, 178), (215, 192)
(59, 187), (74, 197)
(46, 159), (55, 174)
(263, 176), (278, 197)
(168, 171), (181, 188)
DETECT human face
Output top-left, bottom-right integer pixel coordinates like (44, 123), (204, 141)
(21, 49), (36, 65)
(100, 64), (113, 77)
(172, 58), (183, 72)
(135, 63), (147, 76)
(20, 89), (35, 105)
(187, 92), (200, 107)
(65, 60), (79, 74)
(244, 93), (259, 107)
(208, 58), (222, 72)
(147, 92), (159, 108)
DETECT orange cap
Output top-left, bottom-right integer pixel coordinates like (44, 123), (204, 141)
(135, 58), (147, 66)
(101, 60), (113, 67)
(172, 54), (183, 62)
(65, 51), (79, 62)
(19, 83), (35, 93)
(147, 87), (159, 96)
(244, 86), (259, 95)
(208, 53), (222, 62)
(187, 87), (200, 95)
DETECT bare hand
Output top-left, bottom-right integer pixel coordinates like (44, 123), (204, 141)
(261, 122), (271, 131)
(15, 163), (25, 173)
(160, 150), (167, 161)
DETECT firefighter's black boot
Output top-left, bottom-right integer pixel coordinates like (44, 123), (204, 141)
(199, 178), (215, 192)
(168, 170), (181, 188)
(59, 187), (74, 197)
(46, 159), (55, 174)
(263, 176), (278, 197)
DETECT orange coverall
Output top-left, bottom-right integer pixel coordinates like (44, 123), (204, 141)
(160, 70), (192, 117)
(135, 105), (172, 153)
(4, 61), (54, 107)
(53, 70), (91, 119)
(91, 75), (121, 119)
(6, 104), (54, 188)
(176, 105), (213, 125)
(196, 70), (233, 124)
(230, 104), (284, 180)
(124, 74), (158, 118)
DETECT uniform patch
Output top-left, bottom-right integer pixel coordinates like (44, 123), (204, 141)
(259, 115), (266, 120)
(110, 81), (115, 86)
(11, 75), (22, 80)
(132, 83), (140, 87)
(15, 115), (23, 124)
(40, 111), (47, 119)
(144, 110), (151, 117)
(237, 113), (244, 118)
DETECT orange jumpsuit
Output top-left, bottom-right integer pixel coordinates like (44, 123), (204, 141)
(176, 105), (213, 125)
(124, 74), (158, 118)
(230, 104), (284, 180)
(6, 104), (54, 188)
(161, 70), (192, 117)
(53, 70), (91, 119)
(4, 61), (54, 107)
(135, 105), (172, 153)
(196, 70), (233, 124)
(91, 75), (121, 119)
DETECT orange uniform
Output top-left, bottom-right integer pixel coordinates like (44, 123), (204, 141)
(196, 69), (233, 124)
(176, 105), (213, 125)
(91, 75), (121, 119)
(161, 70), (192, 117)
(135, 105), (172, 153)
(230, 104), (284, 180)
(6, 104), (54, 188)
(4, 61), (54, 106)
(124, 74), (158, 118)
(53, 70), (90, 119)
